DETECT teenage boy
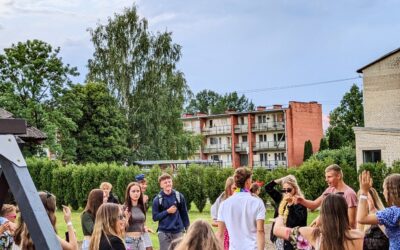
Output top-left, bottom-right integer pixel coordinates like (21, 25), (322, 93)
(135, 173), (153, 250)
(152, 173), (189, 250)
(295, 164), (358, 228)
(217, 167), (266, 250)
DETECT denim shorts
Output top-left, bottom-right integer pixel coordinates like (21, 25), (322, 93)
(125, 235), (145, 250)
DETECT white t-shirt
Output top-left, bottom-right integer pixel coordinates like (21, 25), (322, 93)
(218, 192), (266, 250)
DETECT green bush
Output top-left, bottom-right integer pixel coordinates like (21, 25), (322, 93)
(312, 146), (356, 168)
(115, 166), (140, 204)
(295, 158), (330, 200)
(145, 166), (163, 204)
(27, 157), (61, 191)
(52, 164), (78, 210)
(174, 166), (195, 211)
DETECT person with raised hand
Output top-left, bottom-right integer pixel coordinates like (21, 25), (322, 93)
(357, 171), (400, 250)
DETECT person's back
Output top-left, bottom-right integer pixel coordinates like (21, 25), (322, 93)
(218, 192), (265, 249)
(311, 228), (363, 250)
(217, 167), (265, 250)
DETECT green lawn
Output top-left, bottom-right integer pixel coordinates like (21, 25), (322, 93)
(56, 203), (319, 250)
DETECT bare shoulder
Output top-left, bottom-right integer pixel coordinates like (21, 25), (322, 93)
(349, 229), (364, 239)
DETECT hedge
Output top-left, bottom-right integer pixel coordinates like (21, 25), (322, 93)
(24, 154), (399, 212)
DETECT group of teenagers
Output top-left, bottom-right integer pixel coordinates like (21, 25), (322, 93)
(209, 164), (400, 250)
(0, 164), (399, 250)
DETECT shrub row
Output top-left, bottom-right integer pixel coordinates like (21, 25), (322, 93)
(26, 155), (400, 211)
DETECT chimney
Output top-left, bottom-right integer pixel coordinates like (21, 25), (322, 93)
(195, 112), (207, 117)
(225, 109), (236, 114)
(273, 104), (282, 110)
(256, 106), (266, 111)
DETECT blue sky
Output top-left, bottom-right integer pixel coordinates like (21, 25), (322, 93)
(1, 0), (399, 121)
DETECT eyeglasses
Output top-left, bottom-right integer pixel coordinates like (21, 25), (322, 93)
(280, 188), (293, 193)
(118, 215), (125, 220)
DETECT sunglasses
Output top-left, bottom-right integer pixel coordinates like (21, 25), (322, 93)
(280, 188), (293, 193)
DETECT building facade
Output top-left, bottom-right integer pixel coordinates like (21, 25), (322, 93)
(354, 48), (400, 167)
(182, 101), (323, 168)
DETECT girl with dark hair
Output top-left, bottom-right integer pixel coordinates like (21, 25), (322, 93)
(89, 203), (126, 250)
(358, 171), (400, 250)
(274, 194), (364, 250)
(81, 189), (105, 250)
(124, 182), (151, 250)
(16, 191), (78, 250)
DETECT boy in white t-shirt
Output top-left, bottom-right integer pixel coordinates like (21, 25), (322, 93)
(217, 167), (266, 250)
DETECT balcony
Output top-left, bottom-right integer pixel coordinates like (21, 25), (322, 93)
(253, 141), (286, 151)
(253, 160), (287, 169)
(202, 125), (231, 135)
(234, 124), (248, 133)
(252, 121), (285, 132)
(203, 144), (232, 153)
(235, 143), (249, 152)
(183, 126), (201, 134)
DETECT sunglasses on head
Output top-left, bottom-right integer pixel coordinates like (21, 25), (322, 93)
(280, 188), (293, 193)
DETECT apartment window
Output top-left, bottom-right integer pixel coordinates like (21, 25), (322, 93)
(227, 154), (232, 162)
(260, 153), (268, 162)
(211, 155), (220, 161)
(219, 137), (222, 144)
(275, 152), (286, 161)
(210, 137), (218, 145)
(258, 115), (267, 124)
(363, 150), (381, 163)
(242, 135), (248, 143)
(259, 134), (267, 142)
(274, 133), (285, 141)
(227, 137), (231, 145)
(240, 117), (245, 125)
(209, 120), (213, 128)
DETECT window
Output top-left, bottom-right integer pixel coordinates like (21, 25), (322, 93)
(210, 137), (218, 145)
(242, 135), (248, 143)
(227, 154), (232, 162)
(240, 117), (245, 125)
(258, 115), (266, 123)
(274, 133), (285, 141)
(275, 152), (286, 161)
(259, 134), (267, 142)
(363, 150), (381, 163)
(227, 137), (231, 145)
(209, 120), (213, 128)
(211, 155), (220, 161)
(260, 153), (268, 162)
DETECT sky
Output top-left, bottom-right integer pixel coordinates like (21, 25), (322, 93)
(1, 0), (400, 127)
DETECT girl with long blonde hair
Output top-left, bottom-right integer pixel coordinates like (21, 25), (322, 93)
(89, 203), (126, 250)
(265, 175), (307, 250)
(175, 219), (222, 250)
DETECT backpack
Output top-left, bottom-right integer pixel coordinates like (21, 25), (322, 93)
(363, 224), (389, 250)
(157, 190), (181, 210)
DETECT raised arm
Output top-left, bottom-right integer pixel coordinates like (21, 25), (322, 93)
(296, 195), (323, 211)
(357, 171), (379, 225)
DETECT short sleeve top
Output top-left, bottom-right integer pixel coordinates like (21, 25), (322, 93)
(126, 206), (145, 233)
(376, 206), (400, 250)
(322, 185), (358, 208)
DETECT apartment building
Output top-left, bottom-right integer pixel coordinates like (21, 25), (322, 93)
(354, 48), (400, 167)
(182, 101), (323, 168)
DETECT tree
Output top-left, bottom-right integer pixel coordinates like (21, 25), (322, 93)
(64, 82), (130, 163)
(303, 140), (313, 161)
(319, 137), (329, 151)
(327, 84), (363, 148)
(87, 6), (200, 161)
(185, 89), (254, 114)
(0, 39), (79, 156)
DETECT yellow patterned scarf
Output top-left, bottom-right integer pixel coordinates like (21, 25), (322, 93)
(278, 200), (289, 225)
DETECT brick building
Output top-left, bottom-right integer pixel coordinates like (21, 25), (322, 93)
(182, 101), (323, 168)
(354, 48), (400, 167)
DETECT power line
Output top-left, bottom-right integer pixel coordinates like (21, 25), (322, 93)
(236, 76), (362, 94)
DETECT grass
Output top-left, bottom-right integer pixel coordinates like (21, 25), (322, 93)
(56, 202), (319, 250)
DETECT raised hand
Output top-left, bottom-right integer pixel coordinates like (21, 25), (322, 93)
(359, 170), (373, 194)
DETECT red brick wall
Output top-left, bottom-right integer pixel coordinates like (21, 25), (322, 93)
(286, 102), (323, 167)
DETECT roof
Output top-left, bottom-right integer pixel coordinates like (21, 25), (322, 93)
(181, 107), (287, 120)
(0, 108), (47, 141)
(357, 47), (400, 73)
(133, 160), (222, 166)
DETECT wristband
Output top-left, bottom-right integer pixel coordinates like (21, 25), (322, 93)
(66, 221), (73, 227)
(359, 194), (368, 200)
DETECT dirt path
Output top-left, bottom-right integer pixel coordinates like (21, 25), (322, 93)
(265, 223), (274, 249)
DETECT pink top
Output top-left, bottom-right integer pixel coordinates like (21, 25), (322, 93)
(322, 185), (358, 208)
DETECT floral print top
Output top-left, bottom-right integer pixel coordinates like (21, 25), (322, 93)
(289, 227), (313, 250)
(376, 206), (400, 250)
